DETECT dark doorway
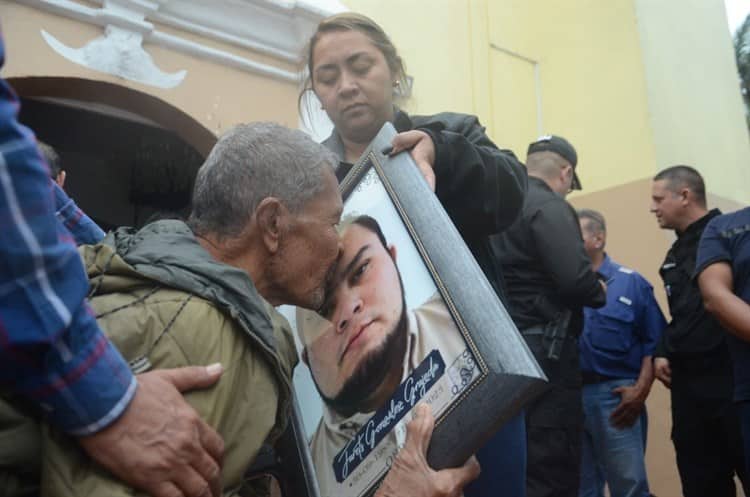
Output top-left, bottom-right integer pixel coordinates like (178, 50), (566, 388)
(10, 77), (216, 231)
(19, 97), (203, 231)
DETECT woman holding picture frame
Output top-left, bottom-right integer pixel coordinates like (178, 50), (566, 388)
(300, 13), (529, 497)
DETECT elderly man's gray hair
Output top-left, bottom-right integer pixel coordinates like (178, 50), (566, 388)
(188, 122), (337, 238)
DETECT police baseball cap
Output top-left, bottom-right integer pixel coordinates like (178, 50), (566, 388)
(527, 135), (581, 190)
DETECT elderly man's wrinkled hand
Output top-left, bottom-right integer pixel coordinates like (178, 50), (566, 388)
(79, 364), (225, 497)
(375, 403), (480, 497)
(610, 383), (647, 429)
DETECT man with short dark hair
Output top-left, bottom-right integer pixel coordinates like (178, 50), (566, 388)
(492, 135), (606, 497)
(650, 165), (748, 497)
(577, 208), (665, 497)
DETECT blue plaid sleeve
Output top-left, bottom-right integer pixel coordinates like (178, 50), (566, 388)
(53, 182), (105, 246)
(0, 37), (135, 435)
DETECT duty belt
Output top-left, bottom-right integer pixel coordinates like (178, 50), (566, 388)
(580, 371), (619, 385)
(520, 325), (576, 339)
(520, 325), (546, 337)
(520, 319), (573, 361)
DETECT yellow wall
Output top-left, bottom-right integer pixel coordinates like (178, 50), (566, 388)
(635, 0), (750, 206)
(345, 0), (661, 193)
(338, 0), (477, 117)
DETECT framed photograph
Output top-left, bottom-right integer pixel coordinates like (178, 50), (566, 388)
(282, 123), (545, 497)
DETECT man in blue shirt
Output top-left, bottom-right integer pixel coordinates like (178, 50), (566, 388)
(577, 209), (666, 497)
(695, 206), (750, 479)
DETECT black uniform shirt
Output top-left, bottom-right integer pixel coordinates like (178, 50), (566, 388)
(655, 209), (728, 361)
(490, 176), (605, 333)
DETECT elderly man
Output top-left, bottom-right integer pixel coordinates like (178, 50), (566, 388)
(491, 135), (606, 497)
(297, 214), (478, 497)
(650, 166), (747, 496)
(577, 209), (665, 497)
(8, 122), (340, 496)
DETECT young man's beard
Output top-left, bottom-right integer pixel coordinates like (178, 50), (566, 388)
(313, 277), (408, 418)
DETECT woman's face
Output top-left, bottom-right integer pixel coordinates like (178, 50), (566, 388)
(311, 30), (395, 144)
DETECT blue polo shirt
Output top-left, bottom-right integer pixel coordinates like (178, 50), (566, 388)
(695, 206), (750, 402)
(580, 255), (666, 379)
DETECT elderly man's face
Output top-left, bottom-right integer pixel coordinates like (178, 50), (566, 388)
(302, 222), (406, 409)
(274, 169), (343, 310)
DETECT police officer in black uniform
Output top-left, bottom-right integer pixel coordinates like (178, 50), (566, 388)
(650, 165), (747, 497)
(491, 135), (606, 497)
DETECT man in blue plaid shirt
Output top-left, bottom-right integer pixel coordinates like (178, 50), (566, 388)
(0, 33), (225, 497)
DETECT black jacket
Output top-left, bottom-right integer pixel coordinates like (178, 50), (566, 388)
(490, 176), (606, 334)
(655, 209), (729, 362)
(324, 110), (528, 299)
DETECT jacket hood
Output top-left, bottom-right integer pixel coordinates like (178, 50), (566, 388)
(82, 220), (280, 356)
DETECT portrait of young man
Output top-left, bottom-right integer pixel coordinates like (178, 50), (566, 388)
(296, 214), (478, 497)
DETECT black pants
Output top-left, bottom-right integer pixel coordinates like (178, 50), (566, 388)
(524, 335), (583, 497)
(671, 368), (748, 497)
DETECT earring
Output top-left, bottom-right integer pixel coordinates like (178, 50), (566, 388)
(393, 80), (401, 98)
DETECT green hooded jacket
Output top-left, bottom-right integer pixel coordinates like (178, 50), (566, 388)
(2, 220), (298, 497)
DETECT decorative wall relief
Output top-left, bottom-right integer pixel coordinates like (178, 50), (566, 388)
(42, 25), (186, 89)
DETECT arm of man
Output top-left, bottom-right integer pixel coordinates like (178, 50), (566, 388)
(610, 356), (654, 429)
(0, 42), (136, 438)
(653, 356), (672, 389)
(392, 114), (527, 240)
(636, 279), (668, 386)
(698, 263), (750, 341)
(53, 181), (105, 245)
(0, 37), (222, 497)
(652, 323), (673, 388)
(45, 296), (282, 497)
(375, 404), (480, 497)
(694, 214), (750, 342)
(611, 279), (664, 427)
(530, 200), (606, 308)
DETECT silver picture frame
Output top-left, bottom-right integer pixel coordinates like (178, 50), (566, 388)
(290, 122), (546, 497)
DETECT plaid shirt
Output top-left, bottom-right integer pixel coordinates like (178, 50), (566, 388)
(53, 182), (105, 246)
(0, 38), (135, 435)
